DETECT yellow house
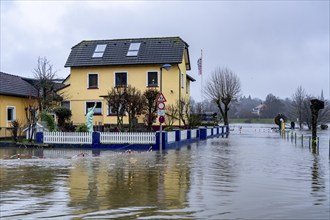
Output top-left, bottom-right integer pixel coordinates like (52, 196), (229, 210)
(0, 72), (38, 137)
(59, 37), (195, 129)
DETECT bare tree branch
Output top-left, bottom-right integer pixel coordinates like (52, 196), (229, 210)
(204, 66), (241, 125)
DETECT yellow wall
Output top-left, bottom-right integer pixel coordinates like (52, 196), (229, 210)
(0, 95), (37, 137)
(61, 55), (192, 126)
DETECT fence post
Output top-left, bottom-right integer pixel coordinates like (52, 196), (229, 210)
(187, 130), (191, 140)
(162, 131), (168, 150)
(36, 132), (43, 144)
(92, 132), (100, 148)
(156, 132), (160, 150)
(175, 130), (181, 142)
(200, 128), (207, 140)
(301, 134), (304, 147)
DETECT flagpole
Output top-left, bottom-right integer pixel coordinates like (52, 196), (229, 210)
(200, 49), (203, 103)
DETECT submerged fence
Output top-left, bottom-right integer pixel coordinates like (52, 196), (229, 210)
(100, 132), (155, 144)
(44, 132), (92, 144)
(37, 126), (230, 150)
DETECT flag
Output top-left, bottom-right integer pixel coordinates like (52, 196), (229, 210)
(197, 56), (202, 75)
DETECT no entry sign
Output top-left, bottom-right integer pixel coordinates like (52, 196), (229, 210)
(158, 102), (165, 110)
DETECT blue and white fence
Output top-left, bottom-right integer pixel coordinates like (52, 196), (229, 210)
(36, 126), (229, 150)
(44, 132), (92, 144)
(100, 132), (155, 144)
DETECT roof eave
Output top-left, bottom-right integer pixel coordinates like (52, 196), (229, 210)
(186, 74), (196, 82)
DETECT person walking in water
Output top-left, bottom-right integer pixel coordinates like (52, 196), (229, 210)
(86, 102), (97, 132)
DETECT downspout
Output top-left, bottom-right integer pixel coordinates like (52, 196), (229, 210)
(177, 64), (181, 128)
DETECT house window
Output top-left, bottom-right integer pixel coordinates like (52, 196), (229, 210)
(86, 102), (102, 115)
(107, 104), (125, 116)
(147, 72), (158, 87)
(61, 101), (71, 109)
(127, 42), (141, 56)
(92, 44), (107, 58)
(181, 73), (184, 88)
(107, 105), (114, 115)
(115, 72), (127, 87)
(7, 106), (16, 122)
(181, 101), (185, 115)
(88, 73), (98, 89)
(186, 79), (189, 94)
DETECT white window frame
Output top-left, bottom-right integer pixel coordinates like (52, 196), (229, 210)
(180, 101), (185, 115)
(146, 71), (159, 87)
(126, 42), (141, 56)
(114, 71), (128, 87)
(107, 103), (127, 116)
(6, 106), (16, 127)
(92, 44), (107, 58)
(85, 101), (103, 115)
(87, 73), (99, 89)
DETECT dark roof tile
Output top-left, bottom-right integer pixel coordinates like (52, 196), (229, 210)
(65, 37), (190, 68)
(0, 72), (38, 97)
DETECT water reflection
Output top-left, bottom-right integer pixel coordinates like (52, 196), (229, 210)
(310, 154), (327, 206)
(0, 126), (329, 219)
(65, 150), (192, 217)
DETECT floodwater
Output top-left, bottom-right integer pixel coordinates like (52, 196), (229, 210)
(0, 124), (329, 220)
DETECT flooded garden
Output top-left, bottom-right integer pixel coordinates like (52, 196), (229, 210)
(0, 124), (329, 219)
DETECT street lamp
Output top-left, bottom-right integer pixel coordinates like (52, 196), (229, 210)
(159, 64), (172, 151)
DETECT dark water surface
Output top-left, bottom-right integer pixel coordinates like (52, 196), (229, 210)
(1, 124), (329, 219)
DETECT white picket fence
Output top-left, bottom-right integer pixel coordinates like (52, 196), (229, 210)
(191, 129), (198, 138)
(207, 128), (212, 136)
(181, 130), (188, 140)
(213, 128), (217, 135)
(100, 132), (156, 144)
(44, 132), (92, 144)
(167, 131), (176, 143)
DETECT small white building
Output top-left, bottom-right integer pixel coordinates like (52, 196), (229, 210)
(252, 104), (266, 116)
(24, 122), (49, 140)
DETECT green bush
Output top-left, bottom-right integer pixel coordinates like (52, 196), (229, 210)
(164, 126), (173, 131)
(41, 112), (55, 131)
(54, 107), (73, 131)
(76, 124), (88, 132)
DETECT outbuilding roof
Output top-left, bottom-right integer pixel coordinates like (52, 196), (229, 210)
(0, 72), (38, 98)
(65, 37), (191, 69)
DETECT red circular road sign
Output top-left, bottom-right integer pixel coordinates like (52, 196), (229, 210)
(159, 116), (165, 124)
(158, 102), (165, 110)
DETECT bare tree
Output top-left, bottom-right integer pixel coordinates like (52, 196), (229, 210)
(106, 87), (127, 131)
(126, 85), (145, 131)
(143, 89), (159, 131)
(291, 86), (306, 130)
(182, 98), (202, 129)
(33, 57), (60, 112)
(165, 104), (179, 129)
(204, 67), (241, 125)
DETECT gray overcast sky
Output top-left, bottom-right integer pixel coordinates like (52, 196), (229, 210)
(1, 0), (329, 101)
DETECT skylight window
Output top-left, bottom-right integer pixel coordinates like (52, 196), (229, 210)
(92, 44), (107, 58)
(126, 42), (141, 56)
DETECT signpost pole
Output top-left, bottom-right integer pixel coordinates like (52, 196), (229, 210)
(160, 67), (163, 152)
(159, 64), (171, 152)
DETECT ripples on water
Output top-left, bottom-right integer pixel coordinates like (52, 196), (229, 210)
(0, 124), (329, 219)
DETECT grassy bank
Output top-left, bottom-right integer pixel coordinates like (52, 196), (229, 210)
(229, 118), (274, 124)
